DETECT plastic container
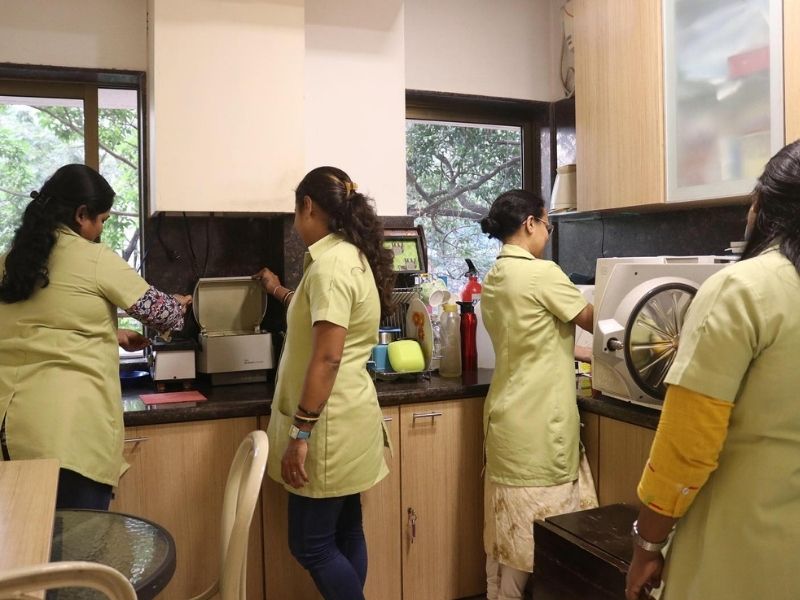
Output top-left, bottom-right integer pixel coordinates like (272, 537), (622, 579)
(387, 339), (426, 373)
(457, 301), (478, 373)
(439, 303), (462, 378)
(373, 327), (400, 371)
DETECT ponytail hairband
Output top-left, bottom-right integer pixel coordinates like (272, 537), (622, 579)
(344, 181), (358, 199)
(30, 190), (51, 208)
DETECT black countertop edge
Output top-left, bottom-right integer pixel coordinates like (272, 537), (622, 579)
(577, 394), (661, 430)
(121, 369), (494, 428)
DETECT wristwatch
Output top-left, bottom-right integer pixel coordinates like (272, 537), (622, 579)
(631, 519), (668, 552)
(288, 424), (311, 440)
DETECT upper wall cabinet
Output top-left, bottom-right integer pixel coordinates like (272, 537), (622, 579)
(785, 1), (800, 143)
(147, 0), (305, 214)
(575, 0), (785, 211)
(665, 0), (783, 202)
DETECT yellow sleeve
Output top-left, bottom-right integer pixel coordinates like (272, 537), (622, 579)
(533, 261), (588, 323)
(94, 244), (150, 309)
(637, 384), (733, 518)
(306, 256), (353, 329)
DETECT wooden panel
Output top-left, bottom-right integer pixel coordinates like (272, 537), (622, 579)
(112, 417), (263, 600)
(262, 408), (402, 600)
(785, 0), (800, 142)
(597, 417), (655, 506)
(400, 398), (485, 600)
(0, 459), (59, 571)
(579, 410), (600, 495)
(574, 0), (664, 210)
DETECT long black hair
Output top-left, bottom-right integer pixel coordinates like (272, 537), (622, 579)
(742, 140), (800, 276)
(480, 189), (546, 241)
(0, 164), (115, 303)
(295, 166), (395, 316)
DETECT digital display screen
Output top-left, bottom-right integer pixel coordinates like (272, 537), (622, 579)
(384, 237), (423, 273)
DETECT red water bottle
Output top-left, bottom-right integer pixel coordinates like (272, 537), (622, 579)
(457, 301), (478, 373)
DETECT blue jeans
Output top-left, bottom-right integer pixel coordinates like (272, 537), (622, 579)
(288, 492), (367, 600)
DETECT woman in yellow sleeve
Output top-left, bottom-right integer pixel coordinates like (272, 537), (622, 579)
(626, 141), (800, 600)
(479, 189), (597, 600)
(253, 167), (395, 600)
(0, 164), (191, 510)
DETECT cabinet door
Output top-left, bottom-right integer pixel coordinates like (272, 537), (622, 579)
(574, 0), (664, 210)
(400, 398), (485, 600)
(112, 417), (264, 600)
(147, 0), (305, 213)
(262, 408), (401, 600)
(579, 410), (600, 496)
(597, 416), (655, 506)
(785, 0), (800, 143)
(663, 0), (784, 202)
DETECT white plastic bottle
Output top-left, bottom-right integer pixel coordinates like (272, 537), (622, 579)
(438, 302), (462, 378)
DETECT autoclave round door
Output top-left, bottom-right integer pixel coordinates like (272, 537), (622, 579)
(622, 282), (697, 400)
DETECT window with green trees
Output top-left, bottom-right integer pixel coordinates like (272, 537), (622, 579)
(0, 72), (143, 332)
(406, 94), (548, 292)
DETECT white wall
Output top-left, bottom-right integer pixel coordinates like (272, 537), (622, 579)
(404, 0), (559, 101)
(304, 1), (407, 215)
(0, 0), (147, 71)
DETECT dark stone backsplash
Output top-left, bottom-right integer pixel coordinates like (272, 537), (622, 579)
(553, 204), (750, 280)
(143, 212), (415, 337)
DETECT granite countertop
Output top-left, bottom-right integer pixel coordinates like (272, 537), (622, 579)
(121, 369), (494, 427)
(122, 369), (660, 430)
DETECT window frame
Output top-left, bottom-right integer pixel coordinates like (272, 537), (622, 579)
(406, 89), (551, 196)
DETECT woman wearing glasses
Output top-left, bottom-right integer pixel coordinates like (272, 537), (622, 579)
(479, 189), (596, 600)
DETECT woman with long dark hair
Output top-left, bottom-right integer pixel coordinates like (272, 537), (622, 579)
(254, 166), (394, 600)
(0, 164), (190, 510)
(626, 141), (800, 599)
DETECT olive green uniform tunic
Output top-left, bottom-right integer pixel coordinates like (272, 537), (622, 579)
(481, 244), (588, 486)
(661, 248), (800, 600)
(266, 233), (388, 498)
(0, 226), (149, 485)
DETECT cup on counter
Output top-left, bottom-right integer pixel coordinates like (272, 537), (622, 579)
(419, 277), (450, 308)
(372, 327), (401, 372)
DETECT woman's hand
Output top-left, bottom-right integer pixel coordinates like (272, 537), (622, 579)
(117, 329), (150, 352)
(253, 268), (282, 296)
(281, 439), (310, 489)
(575, 345), (592, 363)
(625, 547), (664, 600)
(172, 294), (192, 314)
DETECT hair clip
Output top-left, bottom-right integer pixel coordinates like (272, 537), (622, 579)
(344, 181), (358, 198)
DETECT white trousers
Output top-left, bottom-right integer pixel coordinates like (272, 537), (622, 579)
(486, 555), (530, 600)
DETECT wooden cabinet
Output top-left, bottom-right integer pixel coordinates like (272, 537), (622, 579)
(579, 409), (600, 496)
(596, 416), (655, 506)
(112, 417), (263, 600)
(146, 0), (305, 213)
(786, 0), (800, 143)
(575, 0), (784, 210)
(262, 408), (401, 600)
(574, 0), (664, 211)
(399, 398), (485, 600)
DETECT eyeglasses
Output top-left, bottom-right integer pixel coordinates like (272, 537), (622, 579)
(534, 216), (554, 235)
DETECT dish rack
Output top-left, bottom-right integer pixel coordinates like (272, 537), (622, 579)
(381, 287), (417, 336)
(370, 286), (438, 380)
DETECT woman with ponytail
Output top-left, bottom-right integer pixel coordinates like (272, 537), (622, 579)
(0, 164), (191, 510)
(626, 141), (800, 600)
(253, 166), (394, 599)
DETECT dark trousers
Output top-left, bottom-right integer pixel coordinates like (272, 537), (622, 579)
(56, 468), (113, 510)
(288, 492), (367, 600)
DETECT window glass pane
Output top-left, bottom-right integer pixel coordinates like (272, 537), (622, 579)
(0, 96), (85, 253)
(406, 120), (523, 290)
(98, 88), (143, 334)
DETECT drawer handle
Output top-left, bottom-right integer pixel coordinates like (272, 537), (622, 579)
(412, 411), (442, 423)
(383, 416), (393, 422)
(124, 437), (149, 444)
